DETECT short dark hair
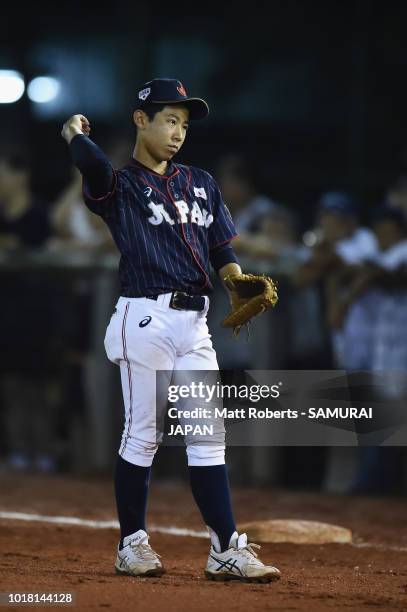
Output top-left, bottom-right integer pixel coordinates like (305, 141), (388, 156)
(136, 102), (191, 122)
(137, 102), (167, 122)
(133, 103), (166, 139)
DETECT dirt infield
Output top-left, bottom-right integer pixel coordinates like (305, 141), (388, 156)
(0, 473), (406, 611)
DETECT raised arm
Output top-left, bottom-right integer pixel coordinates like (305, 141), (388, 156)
(61, 114), (114, 199)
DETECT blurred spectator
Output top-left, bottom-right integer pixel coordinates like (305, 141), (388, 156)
(295, 191), (377, 289)
(345, 207), (407, 380)
(386, 174), (407, 219)
(0, 154), (60, 473)
(216, 154), (277, 258)
(49, 135), (131, 253)
(324, 207), (407, 494)
(49, 168), (114, 251)
(0, 155), (49, 249)
(291, 192), (379, 493)
(326, 206), (407, 370)
(293, 191), (378, 367)
(236, 205), (305, 261)
(246, 205), (328, 366)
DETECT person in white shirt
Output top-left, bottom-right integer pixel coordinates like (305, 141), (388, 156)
(326, 207), (407, 493)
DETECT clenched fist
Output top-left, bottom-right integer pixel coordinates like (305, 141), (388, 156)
(61, 114), (91, 144)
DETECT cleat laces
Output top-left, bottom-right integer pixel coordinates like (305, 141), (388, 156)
(234, 541), (261, 560)
(129, 541), (161, 562)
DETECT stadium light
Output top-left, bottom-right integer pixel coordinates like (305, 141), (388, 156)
(0, 70), (25, 103)
(27, 76), (61, 103)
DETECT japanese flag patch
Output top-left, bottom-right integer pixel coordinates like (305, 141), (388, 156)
(193, 187), (207, 200)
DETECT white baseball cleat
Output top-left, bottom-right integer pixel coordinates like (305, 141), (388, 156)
(115, 529), (164, 577)
(205, 529), (281, 583)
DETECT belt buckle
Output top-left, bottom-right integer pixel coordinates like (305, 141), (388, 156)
(170, 291), (189, 310)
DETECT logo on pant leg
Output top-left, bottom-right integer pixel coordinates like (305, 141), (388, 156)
(139, 316), (152, 328)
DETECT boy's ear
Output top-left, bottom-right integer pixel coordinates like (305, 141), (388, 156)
(133, 109), (148, 130)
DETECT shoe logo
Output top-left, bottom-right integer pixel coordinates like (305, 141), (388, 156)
(210, 554), (242, 575)
(144, 187), (153, 197)
(139, 316), (152, 328)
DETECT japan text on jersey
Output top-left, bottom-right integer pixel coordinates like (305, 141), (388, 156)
(83, 159), (237, 297)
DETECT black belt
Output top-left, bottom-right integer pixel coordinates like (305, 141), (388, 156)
(146, 291), (206, 312)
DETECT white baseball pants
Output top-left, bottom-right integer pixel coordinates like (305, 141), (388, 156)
(104, 294), (225, 467)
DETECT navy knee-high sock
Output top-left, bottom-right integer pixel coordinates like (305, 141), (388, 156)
(189, 464), (236, 552)
(114, 455), (151, 548)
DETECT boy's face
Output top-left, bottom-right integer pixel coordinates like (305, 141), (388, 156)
(135, 105), (190, 162)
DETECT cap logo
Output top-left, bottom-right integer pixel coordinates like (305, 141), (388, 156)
(177, 83), (187, 97)
(139, 87), (151, 101)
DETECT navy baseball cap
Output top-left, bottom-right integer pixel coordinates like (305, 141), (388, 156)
(136, 78), (209, 120)
(318, 191), (358, 216)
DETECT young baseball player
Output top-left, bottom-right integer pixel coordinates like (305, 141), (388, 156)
(61, 78), (280, 583)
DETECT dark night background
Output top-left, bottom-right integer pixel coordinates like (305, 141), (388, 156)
(2, 0), (407, 227)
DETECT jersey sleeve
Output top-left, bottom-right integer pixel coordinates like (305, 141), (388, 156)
(207, 176), (238, 250)
(82, 171), (117, 218)
(68, 134), (117, 218)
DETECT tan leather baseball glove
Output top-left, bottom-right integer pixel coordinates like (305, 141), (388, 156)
(222, 273), (278, 336)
